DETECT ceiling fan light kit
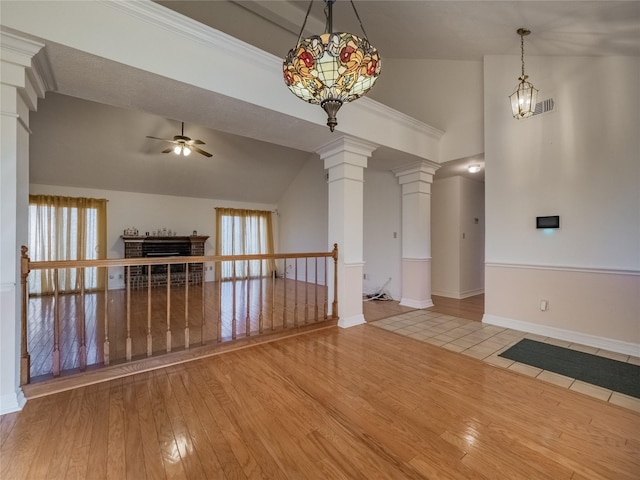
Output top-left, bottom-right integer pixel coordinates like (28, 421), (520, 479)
(283, 0), (381, 132)
(147, 122), (212, 157)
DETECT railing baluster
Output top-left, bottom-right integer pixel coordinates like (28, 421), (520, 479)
(217, 261), (222, 343)
(20, 246), (30, 385)
(166, 263), (172, 352)
(305, 257), (309, 324)
(201, 265), (206, 346)
(271, 265), (275, 331)
(259, 260), (263, 334)
(283, 262), (287, 328)
(147, 265), (152, 356)
(126, 266), (132, 361)
(53, 268), (61, 377)
(79, 268), (87, 370)
(245, 261), (250, 338)
(324, 257), (328, 320)
(294, 258), (298, 327)
(104, 266), (110, 365)
(232, 262), (237, 340)
(185, 263), (190, 349)
(314, 257), (319, 322)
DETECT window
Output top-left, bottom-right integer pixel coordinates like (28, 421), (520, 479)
(215, 208), (275, 279)
(28, 195), (107, 294)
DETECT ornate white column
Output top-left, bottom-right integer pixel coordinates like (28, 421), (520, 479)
(318, 136), (377, 328)
(395, 161), (440, 309)
(0, 31), (48, 413)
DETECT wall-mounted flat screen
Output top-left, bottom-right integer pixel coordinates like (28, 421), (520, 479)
(536, 215), (560, 229)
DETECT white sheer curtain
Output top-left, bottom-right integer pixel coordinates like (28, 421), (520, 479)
(28, 195), (107, 294)
(215, 208), (275, 280)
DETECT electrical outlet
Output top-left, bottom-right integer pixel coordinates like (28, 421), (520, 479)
(540, 299), (549, 311)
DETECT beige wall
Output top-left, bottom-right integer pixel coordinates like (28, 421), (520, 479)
(485, 265), (640, 354)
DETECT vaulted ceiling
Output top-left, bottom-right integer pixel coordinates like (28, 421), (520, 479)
(23, 1), (640, 201)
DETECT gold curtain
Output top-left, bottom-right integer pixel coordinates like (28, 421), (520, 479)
(215, 208), (275, 280)
(29, 195), (107, 294)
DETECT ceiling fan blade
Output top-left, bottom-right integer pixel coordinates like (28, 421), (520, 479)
(147, 135), (177, 144)
(161, 147), (174, 154)
(191, 139), (205, 145)
(191, 146), (213, 158)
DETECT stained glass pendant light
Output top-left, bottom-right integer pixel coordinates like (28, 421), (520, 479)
(283, 0), (381, 132)
(509, 28), (538, 119)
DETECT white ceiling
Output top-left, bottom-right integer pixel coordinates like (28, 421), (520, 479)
(26, 1), (640, 199)
(159, 1), (640, 60)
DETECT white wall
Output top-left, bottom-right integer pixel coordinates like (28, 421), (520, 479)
(371, 58), (484, 162)
(363, 169), (402, 300)
(484, 55), (640, 353)
(278, 155), (327, 253)
(278, 156), (404, 300)
(459, 176), (485, 296)
(277, 154), (328, 282)
(29, 184), (277, 288)
(432, 176), (484, 298)
(432, 177), (461, 297)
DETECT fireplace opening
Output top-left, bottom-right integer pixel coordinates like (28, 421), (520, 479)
(146, 252), (186, 274)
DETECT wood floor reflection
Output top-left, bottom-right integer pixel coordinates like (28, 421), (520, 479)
(3, 325), (638, 479)
(27, 278), (328, 379)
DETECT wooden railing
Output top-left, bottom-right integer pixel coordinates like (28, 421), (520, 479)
(19, 244), (338, 385)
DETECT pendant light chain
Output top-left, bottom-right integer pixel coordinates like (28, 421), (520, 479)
(296, 0), (315, 46)
(521, 32), (525, 78)
(350, 0), (370, 42)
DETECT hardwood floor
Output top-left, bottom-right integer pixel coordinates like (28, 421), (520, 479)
(363, 294), (484, 322)
(2, 324), (638, 479)
(27, 278), (329, 380)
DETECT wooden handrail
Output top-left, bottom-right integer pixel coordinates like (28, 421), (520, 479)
(25, 250), (335, 270)
(19, 244), (339, 385)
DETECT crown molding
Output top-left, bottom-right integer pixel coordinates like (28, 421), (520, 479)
(101, 1), (443, 146)
(102, 0), (281, 72)
(356, 97), (445, 140)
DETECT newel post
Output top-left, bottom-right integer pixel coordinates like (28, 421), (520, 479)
(20, 246), (31, 385)
(332, 243), (338, 319)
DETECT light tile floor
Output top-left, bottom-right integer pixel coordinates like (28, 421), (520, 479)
(371, 309), (640, 413)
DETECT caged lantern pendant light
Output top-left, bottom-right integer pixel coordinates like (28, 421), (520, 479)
(509, 28), (538, 119)
(283, 0), (381, 132)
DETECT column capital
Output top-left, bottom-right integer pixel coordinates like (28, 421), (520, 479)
(393, 160), (441, 185)
(316, 135), (378, 162)
(1, 31), (52, 111)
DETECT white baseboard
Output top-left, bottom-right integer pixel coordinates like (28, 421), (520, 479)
(399, 298), (435, 309)
(0, 389), (26, 415)
(483, 314), (640, 357)
(432, 288), (484, 299)
(338, 314), (366, 329)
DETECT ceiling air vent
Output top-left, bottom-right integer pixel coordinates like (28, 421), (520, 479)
(533, 97), (555, 116)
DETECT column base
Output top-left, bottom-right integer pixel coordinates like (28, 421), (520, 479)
(338, 313), (366, 329)
(400, 257), (433, 309)
(399, 298), (434, 309)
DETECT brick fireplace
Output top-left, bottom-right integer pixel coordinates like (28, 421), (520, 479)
(121, 235), (209, 288)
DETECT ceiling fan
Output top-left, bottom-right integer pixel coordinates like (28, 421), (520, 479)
(146, 122), (212, 157)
